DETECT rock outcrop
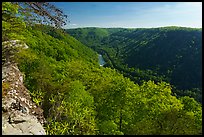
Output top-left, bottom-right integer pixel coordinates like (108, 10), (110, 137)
(2, 41), (46, 135)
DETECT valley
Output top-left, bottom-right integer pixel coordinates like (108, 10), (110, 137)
(2, 2), (202, 135)
(67, 27), (202, 103)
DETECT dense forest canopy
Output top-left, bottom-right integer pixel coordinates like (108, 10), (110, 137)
(67, 27), (202, 103)
(2, 2), (202, 135)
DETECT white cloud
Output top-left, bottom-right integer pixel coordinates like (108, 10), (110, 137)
(70, 23), (77, 26)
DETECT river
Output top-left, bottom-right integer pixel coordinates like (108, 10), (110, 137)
(98, 54), (106, 66)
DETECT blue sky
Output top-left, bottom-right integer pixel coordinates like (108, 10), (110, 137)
(52, 2), (202, 29)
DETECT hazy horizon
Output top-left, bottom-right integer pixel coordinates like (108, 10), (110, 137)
(65, 25), (202, 29)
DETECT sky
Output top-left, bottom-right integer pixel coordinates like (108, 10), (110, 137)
(52, 2), (202, 29)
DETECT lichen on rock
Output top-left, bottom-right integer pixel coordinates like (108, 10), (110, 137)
(2, 41), (46, 135)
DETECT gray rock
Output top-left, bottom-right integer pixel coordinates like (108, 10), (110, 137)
(2, 109), (46, 135)
(2, 40), (29, 49)
(2, 58), (46, 135)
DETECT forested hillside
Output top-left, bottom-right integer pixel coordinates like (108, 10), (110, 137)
(2, 2), (202, 135)
(16, 25), (202, 135)
(67, 27), (202, 103)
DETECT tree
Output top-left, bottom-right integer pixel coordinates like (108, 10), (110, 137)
(2, 2), (68, 64)
(2, 2), (68, 41)
(45, 81), (96, 135)
(2, 2), (26, 41)
(14, 2), (68, 28)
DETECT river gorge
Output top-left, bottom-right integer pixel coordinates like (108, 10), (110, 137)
(98, 54), (106, 66)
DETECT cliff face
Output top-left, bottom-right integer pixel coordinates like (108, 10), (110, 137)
(2, 41), (46, 135)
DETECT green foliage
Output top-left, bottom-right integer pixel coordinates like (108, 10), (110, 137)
(2, 2), (26, 41)
(2, 2), (26, 64)
(45, 81), (96, 135)
(2, 82), (10, 97)
(67, 27), (202, 103)
(30, 90), (45, 106)
(9, 24), (201, 135)
(99, 120), (123, 135)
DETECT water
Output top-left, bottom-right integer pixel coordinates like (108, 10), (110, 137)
(98, 54), (106, 66)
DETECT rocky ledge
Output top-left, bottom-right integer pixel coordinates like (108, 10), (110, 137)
(2, 41), (46, 135)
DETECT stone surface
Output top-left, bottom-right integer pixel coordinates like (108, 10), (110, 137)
(2, 112), (46, 135)
(2, 40), (29, 49)
(2, 61), (46, 135)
